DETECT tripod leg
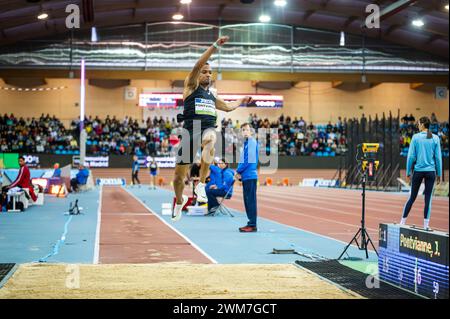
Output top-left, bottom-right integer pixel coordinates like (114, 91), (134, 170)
(338, 229), (361, 260)
(362, 229), (378, 258)
(354, 236), (360, 249)
(367, 234), (379, 257)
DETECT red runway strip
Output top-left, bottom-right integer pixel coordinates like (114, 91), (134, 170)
(99, 186), (211, 264)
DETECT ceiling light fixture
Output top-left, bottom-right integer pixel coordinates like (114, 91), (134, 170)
(412, 19), (424, 27)
(259, 14), (271, 23)
(37, 13), (48, 20)
(172, 13), (184, 20)
(274, 0), (287, 7)
(340, 31), (345, 46)
(180, 0), (192, 4)
(91, 27), (98, 42)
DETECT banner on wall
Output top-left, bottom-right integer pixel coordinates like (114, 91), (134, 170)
(138, 156), (176, 168)
(301, 178), (337, 187)
(22, 154), (40, 168)
(0, 153), (19, 168)
(73, 156), (110, 168)
(139, 93), (284, 108)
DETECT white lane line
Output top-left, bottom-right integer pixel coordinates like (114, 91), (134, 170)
(93, 186), (103, 264)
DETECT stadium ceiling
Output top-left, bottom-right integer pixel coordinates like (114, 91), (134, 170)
(0, 0), (448, 58)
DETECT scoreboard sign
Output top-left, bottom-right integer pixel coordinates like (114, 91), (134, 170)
(139, 93), (283, 108)
(378, 223), (448, 299)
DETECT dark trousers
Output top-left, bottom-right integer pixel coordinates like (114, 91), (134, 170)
(206, 188), (228, 212)
(242, 179), (258, 227)
(403, 171), (436, 219)
(70, 178), (79, 191)
(1, 187), (8, 207)
(132, 171), (140, 185)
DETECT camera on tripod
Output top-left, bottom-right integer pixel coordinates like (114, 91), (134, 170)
(358, 143), (380, 182)
(338, 143), (381, 260)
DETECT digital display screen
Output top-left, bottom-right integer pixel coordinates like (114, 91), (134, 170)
(139, 93), (284, 108)
(378, 223), (449, 299)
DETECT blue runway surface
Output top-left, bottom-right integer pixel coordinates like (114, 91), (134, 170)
(0, 189), (100, 264)
(125, 186), (378, 264)
(0, 185), (378, 265)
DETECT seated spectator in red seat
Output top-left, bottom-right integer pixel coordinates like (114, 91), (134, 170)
(2, 156), (37, 202)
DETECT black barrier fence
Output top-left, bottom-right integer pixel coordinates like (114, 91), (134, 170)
(342, 112), (401, 190)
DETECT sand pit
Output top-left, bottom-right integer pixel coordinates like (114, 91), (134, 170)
(0, 263), (362, 299)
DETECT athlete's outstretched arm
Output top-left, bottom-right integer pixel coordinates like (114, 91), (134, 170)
(184, 36), (230, 89)
(215, 96), (253, 112)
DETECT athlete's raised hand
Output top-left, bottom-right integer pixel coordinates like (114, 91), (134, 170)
(215, 36), (230, 47)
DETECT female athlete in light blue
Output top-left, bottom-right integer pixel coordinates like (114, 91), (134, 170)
(401, 116), (442, 230)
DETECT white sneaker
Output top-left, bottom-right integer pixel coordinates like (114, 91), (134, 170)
(423, 219), (430, 230)
(172, 195), (188, 222)
(195, 182), (208, 203)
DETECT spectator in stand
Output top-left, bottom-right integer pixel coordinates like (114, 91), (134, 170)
(0, 113), (447, 158)
(431, 113), (438, 124)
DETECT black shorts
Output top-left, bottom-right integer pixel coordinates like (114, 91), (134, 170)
(176, 127), (216, 165)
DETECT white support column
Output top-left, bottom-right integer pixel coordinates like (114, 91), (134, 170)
(79, 59), (87, 166)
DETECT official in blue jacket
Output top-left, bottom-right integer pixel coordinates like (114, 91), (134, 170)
(206, 159), (234, 213)
(236, 123), (259, 232)
(401, 116), (442, 230)
(70, 164), (90, 192)
(52, 163), (61, 178)
(206, 159), (222, 191)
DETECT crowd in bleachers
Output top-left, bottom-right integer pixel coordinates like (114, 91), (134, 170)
(399, 112), (449, 157)
(69, 115), (182, 157)
(221, 114), (348, 157)
(0, 112), (448, 157)
(0, 113), (79, 155)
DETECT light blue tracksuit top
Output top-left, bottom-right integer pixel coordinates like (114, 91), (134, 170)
(406, 131), (442, 177)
